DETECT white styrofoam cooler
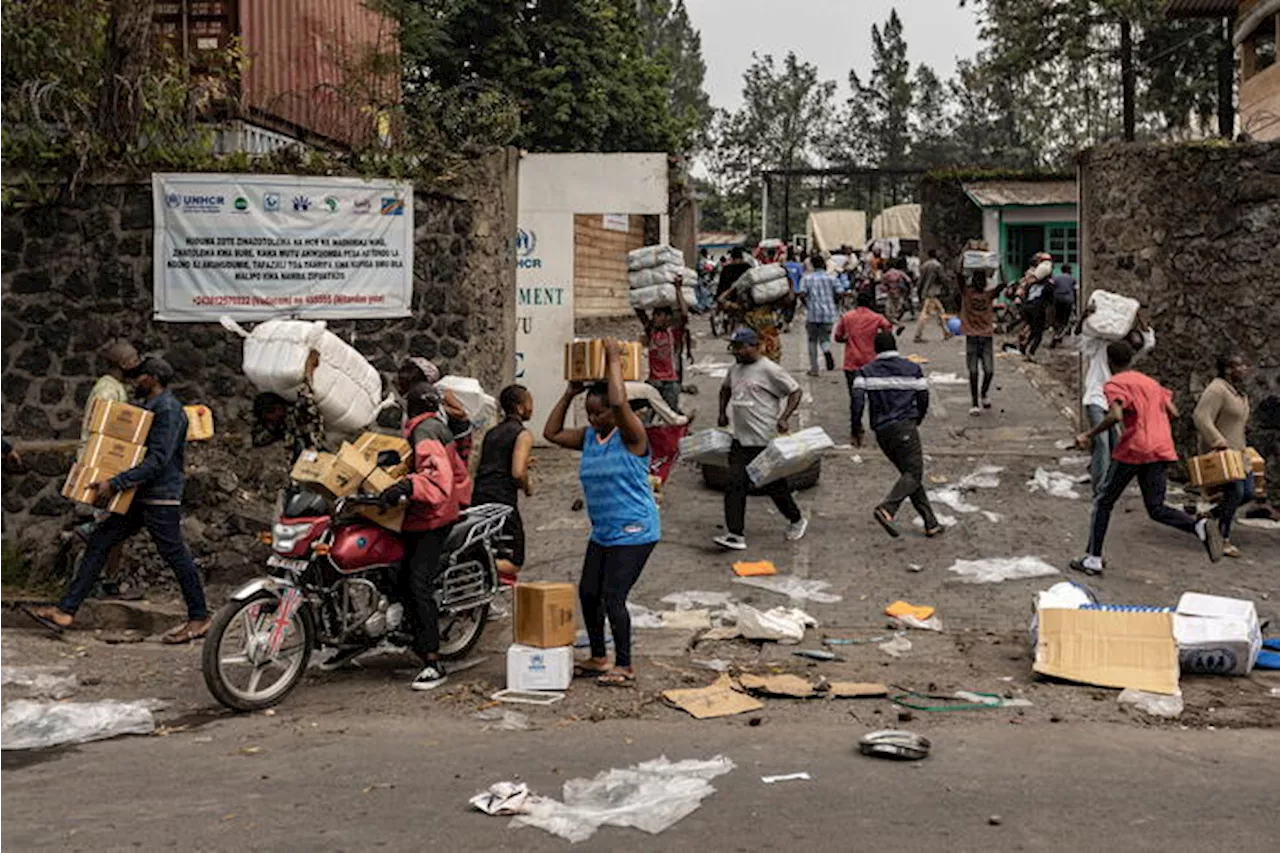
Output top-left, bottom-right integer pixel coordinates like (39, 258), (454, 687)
(506, 643), (573, 691)
(222, 317), (385, 436)
(1173, 592), (1261, 676)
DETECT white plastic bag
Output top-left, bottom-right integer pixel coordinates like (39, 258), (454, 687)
(1, 699), (158, 750)
(747, 427), (834, 486)
(750, 277), (791, 305)
(732, 575), (841, 603)
(437, 375), (497, 429)
(736, 605), (816, 644)
(1027, 468), (1083, 500)
(628, 244), (684, 271)
(0, 666), (78, 699)
(947, 556), (1059, 584)
(1118, 688), (1183, 719)
(1034, 260), (1053, 281)
(678, 429), (733, 465)
(1082, 290), (1140, 341)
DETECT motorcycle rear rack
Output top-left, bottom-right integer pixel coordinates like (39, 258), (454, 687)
(438, 558), (492, 613)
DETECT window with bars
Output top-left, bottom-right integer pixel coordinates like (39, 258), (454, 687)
(1046, 225), (1078, 266)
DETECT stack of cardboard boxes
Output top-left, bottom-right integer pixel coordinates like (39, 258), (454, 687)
(62, 399), (154, 514)
(288, 431), (413, 530)
(563, 339), (644, 382)
(507, 582), (576, 692)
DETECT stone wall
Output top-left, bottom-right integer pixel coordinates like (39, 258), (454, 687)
(1, 148), (519, 582)
(1079, 141), (1280, 494)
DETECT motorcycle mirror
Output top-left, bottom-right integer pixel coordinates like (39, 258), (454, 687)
(376, 449), (402, 467)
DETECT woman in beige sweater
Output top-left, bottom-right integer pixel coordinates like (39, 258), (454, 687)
(1193, 352), (1252, 557)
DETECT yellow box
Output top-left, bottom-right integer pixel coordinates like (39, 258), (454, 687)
(563, 339), (643, 382)
(289, 442), (378, 498)
(86, 398), (153, 444)
(1244, 447), (1264, 475)
(80, 434), (146, 475)
(351, 431), (411, 477)
(1187, 450), (1247, 488)
(184, 405), (214, 441)
(61, 463), (136, 514)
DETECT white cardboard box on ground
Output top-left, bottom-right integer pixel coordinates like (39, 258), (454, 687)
(1173, 592), (1261, 676)
(506, 644), (573, 691)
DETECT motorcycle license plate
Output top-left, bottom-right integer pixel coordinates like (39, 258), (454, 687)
(267, 555), (309, 573)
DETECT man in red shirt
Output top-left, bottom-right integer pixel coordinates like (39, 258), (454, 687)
(834, 291), (893, 441)
(1070, 340), (1224, 575)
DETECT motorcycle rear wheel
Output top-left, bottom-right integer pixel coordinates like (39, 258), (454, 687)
(438, 603), (488, 660)
(202, 591), (314, 712)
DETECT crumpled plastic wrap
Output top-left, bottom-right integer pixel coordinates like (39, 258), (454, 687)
(947, 556), (1059, 584)
(732, 575), (841, 603)
(1, 699), (160, 750)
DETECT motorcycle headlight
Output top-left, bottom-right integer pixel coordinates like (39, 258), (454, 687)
(272, 522), (314, 554)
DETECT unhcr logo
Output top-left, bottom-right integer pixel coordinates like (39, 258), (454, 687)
(516, 228), (541, 269)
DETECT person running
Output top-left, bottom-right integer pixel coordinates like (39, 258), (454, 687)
(472, 384), (536, 579)
(544, 340), (660, 687)
(713, 327), (806, 551)
(1019, 260), (1053, 361)
(960, 270), (1003, 415)
(881, 260), (910, 321)
(1070, 340), (1224, 575)
(798, 251), (845, 376)
(835, 290), (893, 435)
(1193, 352), (1253, 558)
(375, 383), (472, 690)
(27, 357), (211, 643)
(1049, 262), (1077, 347)
(913, 249), (950, 342)
(1076, 306), (1156, 496)
(851, 329), (942, 538)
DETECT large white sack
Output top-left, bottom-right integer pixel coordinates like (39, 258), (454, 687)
(962, 251), (1000, 271)
(628, 264), (696, 290)
(222, 317), (385, 436)
(627, 244), (684, 271)
(1082, 290), (1140, 341)
(750, 277), (791, 305)
(735, 263), (788, 292)
(628, 283), (697, 311)
(1034, 260), (1054, 281)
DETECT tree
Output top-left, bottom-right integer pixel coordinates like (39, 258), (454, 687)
(847, 9), (913, 167)
(908, 64), (954, 167)
(636, 0), (713, 148)
(98, 0), (157, 149)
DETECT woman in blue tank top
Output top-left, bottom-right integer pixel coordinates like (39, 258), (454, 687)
(545, 339), (660, 686)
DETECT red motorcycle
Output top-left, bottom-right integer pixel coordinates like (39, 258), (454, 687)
(202, 486), (511, 711)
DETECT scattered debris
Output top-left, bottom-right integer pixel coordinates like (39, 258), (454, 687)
(690, 658), (730, 673)
(878, 634), (912, 658)
(953, 691), (1033, 708)
(732, 560), (777, 577)
(907, 563), (924, 573)
(792, 649), (839, 661)
(1027, 468), (1083, 499)
(661, 610), (713, 630)
(733, 575), (841, 603)
(928, 372), (968, 385)
(980, 510), (1004, 523)
(988, 815), (1004, 826)
(1034, 606), (1179, 695)
(1, 699), (159, 750)
(736, 606), (817, 644)
(661, 591), (735, 611)
(885, 601), (941, 631)
(823, 636), (888, 646)
(858, 730), (931, 761)
(761, 772), (811, 783)
(912, 512), (958, 529)
(827, 682), (889, 698)
(1237, 517), (1280, 530)
(490, 689), (565, 706)
(891, 690), (1030, 711)
(957, 465), (1004, 489)
(928, 486), (981, 514)
(849, 454), (864, 464)
(627, 602), (666, 629)
(470, 755), (735, 843)
(0, 666), (78, 699)
(1058, 455), (1090, 467)
(474, 709), (532, 731)
(1118, 688), (1184, 719)
(664, 675), (763, 719)
(738, 673), (815, 698)
(947, 556), (1058, 584)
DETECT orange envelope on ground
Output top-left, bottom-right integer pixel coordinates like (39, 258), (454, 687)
(732, 560), (777, 577)
(885, 600), (936, 621)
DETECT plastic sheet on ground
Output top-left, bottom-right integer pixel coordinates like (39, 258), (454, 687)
(732, 575), (841, 603)
(472, 756), (735, 843)
(1028, 468), (1083, 499)
(1058, 455), (1091, 468)
(627, 602), (666, 629)
(474, 709), (532, 731)
(661, 610), (713, 630)
(912, 512), (958, 529)
(928, 372), (968, 385)
(1, 666), (78, 699)
(928, 487), (981, 514)
(736, 605), (817, 644)
(957, 465), (1004, 489)
(1118, 688), (1183, 719)
(1, 699), (159, 750)
(946, 556), (1059, 584)
(878, 634), (912, 657)
(661, 591), (735, 611)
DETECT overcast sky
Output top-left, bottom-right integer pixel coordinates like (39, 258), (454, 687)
(684, 0), (984, 110)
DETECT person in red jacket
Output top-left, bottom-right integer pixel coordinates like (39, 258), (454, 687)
(377, 383), (473, 691)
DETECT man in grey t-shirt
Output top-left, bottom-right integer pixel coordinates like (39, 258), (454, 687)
(714, 327), (806, 550)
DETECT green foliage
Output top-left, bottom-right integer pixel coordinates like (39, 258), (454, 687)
(848, 10), (914, 167)
(636, 0), (713, 149)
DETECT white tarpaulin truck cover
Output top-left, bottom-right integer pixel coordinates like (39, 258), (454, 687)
(870, 204), (921, 240)
(806, 210), (866, 251)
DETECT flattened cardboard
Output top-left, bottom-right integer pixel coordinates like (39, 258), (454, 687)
(738, 673), (815, 697)
(1033, 608), (1179, 695)
(826, 681), (890, 698)
(663, 675), (763, 719)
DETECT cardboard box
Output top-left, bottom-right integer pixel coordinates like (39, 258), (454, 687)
(1186, 449), (1246, 488)
(1244, 446), (1265, 474)
(61, 463), (136, 514)
(1033, 608), (1179, 695)
(289, 442), (377, 498)
(1173, 592), (1261, 676)
(356, 467), (408, 531)
(184, 405), (214, 441)
(80, 433), (146, 475)
(85, 398), (153, 444)
(563, 339), (644, 382)
(506, 643), (573, 691)
(514, 582), (577, 649)
(351, 431), (412, 476)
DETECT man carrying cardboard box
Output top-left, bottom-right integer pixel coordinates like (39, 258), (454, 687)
(27, 357), (210, 643)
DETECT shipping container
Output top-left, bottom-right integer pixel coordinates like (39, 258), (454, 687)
(154, 0), (400, 149)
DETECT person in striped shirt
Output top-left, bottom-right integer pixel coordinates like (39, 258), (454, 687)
(798, 252), (847, 376)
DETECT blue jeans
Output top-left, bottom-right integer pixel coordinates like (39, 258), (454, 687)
(59, 503), (207, 619)
(1215, 475), (1256, 540)
(1086, 404), (1120, 497)
(806, 321), (833, 372)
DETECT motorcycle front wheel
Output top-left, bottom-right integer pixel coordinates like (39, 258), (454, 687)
(202, 591), (314, 712)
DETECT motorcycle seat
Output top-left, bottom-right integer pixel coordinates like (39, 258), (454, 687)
(442, 513), (490, 554)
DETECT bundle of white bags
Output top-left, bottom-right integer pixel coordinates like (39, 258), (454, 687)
(1081, 289), (1140, 341)
(678, 428), (734, 466)
(627, 244), (696, 310)
(747, 426), (834, 486)
(734, 263), (790, 305)
(962, 250), (1000, 272)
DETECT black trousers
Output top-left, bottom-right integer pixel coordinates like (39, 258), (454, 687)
(875, 420), (938, 529)
(580, 540), (656, 668)
(1087, 461), (1197, 557)
(401, 526), (451, 660)
(1023, 300), (1049, 355)
(725, 440), (802, 536)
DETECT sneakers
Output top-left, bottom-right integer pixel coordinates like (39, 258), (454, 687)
(1070, 556), (1105, 576)
(713, 533), (748, 551)
(981, 397), (992, 410)
(1195, 518), (1224, 563)
(318, 646), (366, 672)
(824, 351), (835, 371)
(785, 517), (809, 541)
(969, 406), (982, 417)
(873, 506), (900, 539)
(411, 662), (448, 691)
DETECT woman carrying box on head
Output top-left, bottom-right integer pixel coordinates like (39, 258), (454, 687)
(544, 339), (660, 688)
(1193, 352), (1253, 558)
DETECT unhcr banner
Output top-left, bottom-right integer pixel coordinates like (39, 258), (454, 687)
(152, 173), (413, 321)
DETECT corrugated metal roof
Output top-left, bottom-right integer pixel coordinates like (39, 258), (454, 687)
(1165, 0), (1236, 19)
(963, 181), (1078, 208)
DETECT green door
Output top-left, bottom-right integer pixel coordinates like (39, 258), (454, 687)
(1002, 224), (1045, 285)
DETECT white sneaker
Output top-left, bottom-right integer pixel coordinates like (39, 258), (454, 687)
(410, 662), (448, 691)
(785, 517), (809, 541)
(713, 533), (747, 550)
(969, 406), (981, 416)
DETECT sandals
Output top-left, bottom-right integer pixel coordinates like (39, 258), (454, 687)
(23, 606), (71, 634)
(924, 525), (947, 538)
(596, 670), (636, 688)
(573, 662), (612, 679)
(161, 620), (211, 645)
(873, 507), (900, 539)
